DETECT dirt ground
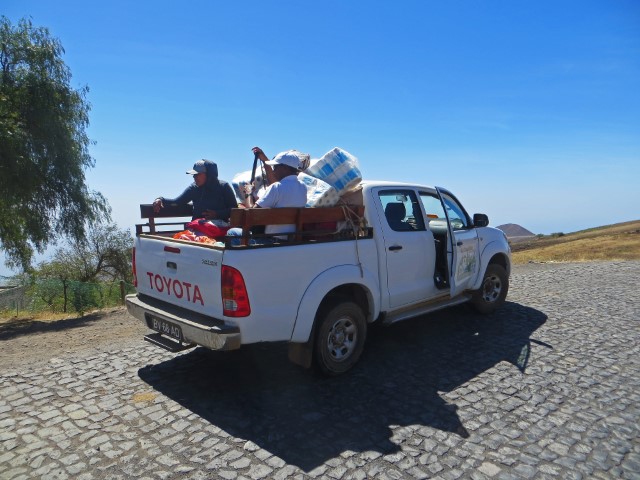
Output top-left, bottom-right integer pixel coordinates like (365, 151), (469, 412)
(0, 307), (148, 370)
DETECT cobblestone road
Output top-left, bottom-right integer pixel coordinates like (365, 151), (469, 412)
(1, 261), (639, 479)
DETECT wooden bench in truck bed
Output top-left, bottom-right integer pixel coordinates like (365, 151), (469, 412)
(136, 204), (194, 235)
(228, 205), (366, 245)
(136, 203), (366, 246)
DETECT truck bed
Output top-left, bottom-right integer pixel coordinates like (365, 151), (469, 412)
(135, 204), (370, 247)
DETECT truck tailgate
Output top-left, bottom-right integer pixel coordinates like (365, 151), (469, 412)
(134, 236), (224, 318)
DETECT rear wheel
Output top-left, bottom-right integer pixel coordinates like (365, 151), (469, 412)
(471, 264), (508, 314)
(314, 300), (367, 376)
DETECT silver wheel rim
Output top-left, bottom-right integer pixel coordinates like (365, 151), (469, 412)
(326, 317), (357, 362)
(481, 274), (502, 303)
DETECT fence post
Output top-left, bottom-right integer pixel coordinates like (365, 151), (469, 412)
(120, 281), (126, 305)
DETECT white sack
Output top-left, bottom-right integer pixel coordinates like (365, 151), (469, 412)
(231, 170), (266, 204)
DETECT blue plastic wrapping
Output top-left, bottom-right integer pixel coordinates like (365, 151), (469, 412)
(305, 148), (362, 196)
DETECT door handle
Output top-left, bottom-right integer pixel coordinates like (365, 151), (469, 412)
(388, 245), (403, 251)
(456, 241), (463, 246)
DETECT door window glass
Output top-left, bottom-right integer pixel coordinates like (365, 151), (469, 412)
(378, 190), (425, 231)
(419, 192), (446, 221)
(441, 194), (470, 230)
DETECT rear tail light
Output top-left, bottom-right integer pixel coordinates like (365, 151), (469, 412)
(221, 265), (251, 317)
(132, 247), (137, 287)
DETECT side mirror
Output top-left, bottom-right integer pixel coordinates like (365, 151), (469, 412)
(473, 213), (489, 227)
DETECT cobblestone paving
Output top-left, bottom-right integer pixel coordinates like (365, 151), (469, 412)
(1, 261), (639, 479)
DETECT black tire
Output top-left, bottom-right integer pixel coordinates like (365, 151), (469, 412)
(471, 264), (509, 314)
(314, 300), (367, 376)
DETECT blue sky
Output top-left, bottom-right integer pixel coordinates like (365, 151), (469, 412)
(2, 0), (639, 276)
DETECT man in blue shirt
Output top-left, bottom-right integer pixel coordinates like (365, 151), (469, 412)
(153, 160), (238, 221)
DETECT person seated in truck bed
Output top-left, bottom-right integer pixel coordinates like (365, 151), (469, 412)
(152, 159), (238, 221)
(227, 147), (307, 243)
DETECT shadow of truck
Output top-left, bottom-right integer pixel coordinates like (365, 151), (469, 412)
(138, 301), (548, 471)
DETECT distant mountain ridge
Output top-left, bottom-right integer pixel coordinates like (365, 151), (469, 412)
(496, 223), (535, 238)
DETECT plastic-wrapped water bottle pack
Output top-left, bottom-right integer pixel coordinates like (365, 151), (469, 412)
(305, 148), (362, 197)
(298, 173), (341, 207)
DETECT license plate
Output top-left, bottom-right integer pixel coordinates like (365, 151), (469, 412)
(147, 316), (183, 342)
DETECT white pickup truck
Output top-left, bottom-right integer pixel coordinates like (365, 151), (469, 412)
(126, 181), (511, 375)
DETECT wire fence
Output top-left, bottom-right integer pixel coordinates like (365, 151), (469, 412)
(0, 280), (136, 318)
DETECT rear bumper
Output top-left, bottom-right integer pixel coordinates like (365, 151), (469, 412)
(125, 294), (241, 351)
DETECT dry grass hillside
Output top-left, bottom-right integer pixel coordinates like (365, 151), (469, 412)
(509, 220), (640, 264)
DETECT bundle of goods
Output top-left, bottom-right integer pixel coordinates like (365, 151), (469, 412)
(172, 231), (217, 244)
(186, 219), (230, 238)
(299, 173), (340, 207)
(172, 219), (230, 243)
(304, 147), (362, 196)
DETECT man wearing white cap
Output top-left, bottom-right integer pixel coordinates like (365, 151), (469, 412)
(228, 147), (307, 243)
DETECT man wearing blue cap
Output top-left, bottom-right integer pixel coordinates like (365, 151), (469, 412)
(152, 159), (238, 221)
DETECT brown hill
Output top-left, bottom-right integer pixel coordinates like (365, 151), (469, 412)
(496, 223), (535, 238)
(510, 219), (640, 264)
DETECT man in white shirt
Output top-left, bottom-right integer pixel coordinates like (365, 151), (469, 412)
(227, 147), (307, 243)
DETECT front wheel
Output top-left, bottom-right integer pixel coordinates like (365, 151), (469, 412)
(314, 300), (367, 376)
(471, 264), (509, 314)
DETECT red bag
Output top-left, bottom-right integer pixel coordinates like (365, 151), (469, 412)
(186, 219), (230, 238)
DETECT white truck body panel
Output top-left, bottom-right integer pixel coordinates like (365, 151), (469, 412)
(219, 240), (378, 344)
(290, 262), (381, 343)
(450, 228), (480, 297)
(134, 237), (225, 318)
(367, 186), (440, 309)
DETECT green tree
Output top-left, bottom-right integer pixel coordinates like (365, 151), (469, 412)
(56, 222), (134, 284)
(33, 222), (133, 313)
(36, 260), (76, 313)
(0, 16), (109, 271)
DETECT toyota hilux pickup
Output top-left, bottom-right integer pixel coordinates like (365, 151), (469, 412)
(126, 181), (511, 375)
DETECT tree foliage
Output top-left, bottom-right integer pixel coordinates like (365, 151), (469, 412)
(37, 259), (75, 313)
(55, 222), (134, 284)
(0, 16), (110, 271)
(33, 222), (133, 313)
(38, 222), (133, 282)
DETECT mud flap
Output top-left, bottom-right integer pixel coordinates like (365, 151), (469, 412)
(288, 341), (313, 369)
